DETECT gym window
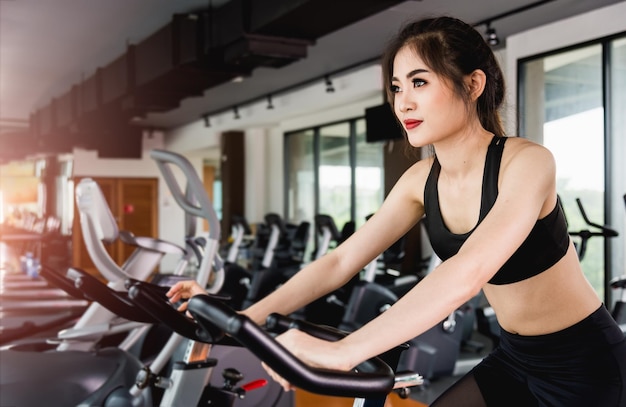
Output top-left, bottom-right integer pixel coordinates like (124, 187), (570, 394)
(518, 33), (626, 305)
(284, 117), (384, 232)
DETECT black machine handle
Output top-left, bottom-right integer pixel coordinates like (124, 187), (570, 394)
(575, 198), (619, 238)
(187, 295), (395, 399)
(568, 198), (619, 260)
(232, 215), (253, 235)
(126, 279), (222, 343)
(39, 265), (88, 301)
(64, 268), (156, 324)
(610, 275), (626, 290)
(314, 214), (341, 241)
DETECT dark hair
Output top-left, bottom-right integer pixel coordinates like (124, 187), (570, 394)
(381, 16), (506, 138)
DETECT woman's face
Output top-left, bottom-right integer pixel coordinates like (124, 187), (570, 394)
(391, 45), (468, 147)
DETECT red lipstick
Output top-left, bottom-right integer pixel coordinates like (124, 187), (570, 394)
(403, 119), (422, 130)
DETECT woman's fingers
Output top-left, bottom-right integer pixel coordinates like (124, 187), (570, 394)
(166, 280), (206, 304)
(261, 362), (294, 392)
(165, 281), (185, 300)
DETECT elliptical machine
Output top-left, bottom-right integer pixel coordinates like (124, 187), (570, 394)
(0, 149), (275, 407)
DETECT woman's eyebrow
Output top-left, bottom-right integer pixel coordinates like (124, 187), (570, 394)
(391, 68), (430, 82)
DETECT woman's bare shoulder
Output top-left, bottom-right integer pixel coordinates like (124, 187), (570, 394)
(398, 155), (434, 186)
(388, 155), (435, 207)
(500, 137), (557, 211)
(502, 136), (555, 169)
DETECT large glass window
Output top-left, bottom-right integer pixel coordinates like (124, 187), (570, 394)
(519, 35), (625, 304)
(318, 123), (351, 227)
(286, 130), (315, 223)
(285, 117), (384, 235)
(609, 39), (626, 292)
(354, 120), (384, 228)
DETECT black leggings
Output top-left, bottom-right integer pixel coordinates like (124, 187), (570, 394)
(430, 305), (626, 407)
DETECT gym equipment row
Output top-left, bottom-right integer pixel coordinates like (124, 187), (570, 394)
(0, 150), (289, 407)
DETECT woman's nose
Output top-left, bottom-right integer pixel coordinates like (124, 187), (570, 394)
(397, 94), (415, 112)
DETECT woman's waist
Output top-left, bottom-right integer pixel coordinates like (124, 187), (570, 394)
(484, 266), (601, 336)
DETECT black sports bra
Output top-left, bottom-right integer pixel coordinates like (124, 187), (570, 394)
(423, 136), (570, 285)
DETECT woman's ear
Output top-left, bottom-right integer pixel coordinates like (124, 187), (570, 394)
(466, 69), (487, 101)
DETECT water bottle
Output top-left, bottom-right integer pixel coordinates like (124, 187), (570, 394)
(20, 252), (33, 275)
(28, 257), (41, 278)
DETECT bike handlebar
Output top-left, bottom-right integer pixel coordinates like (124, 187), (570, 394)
(187, 294), (396, 399)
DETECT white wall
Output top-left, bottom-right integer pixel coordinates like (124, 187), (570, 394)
(73, 131), (165, 177)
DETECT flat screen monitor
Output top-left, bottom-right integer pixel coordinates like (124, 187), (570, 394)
(365, 103), (404, 143)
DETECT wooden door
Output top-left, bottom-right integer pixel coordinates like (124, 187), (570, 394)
(116, 178), (158, 262)
(220, 131), (245, 244)
(202, 165), (215, 232)
(71, 177), (158, 278)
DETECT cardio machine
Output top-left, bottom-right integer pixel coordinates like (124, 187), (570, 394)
(126, 276), (423, 407)
(0, 149), (272, 407)
(0, 177), (188, 406)
(240, 213), (310, 309)
(1, 177), (186, 351)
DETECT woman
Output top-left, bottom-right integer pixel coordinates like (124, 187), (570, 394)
(168, 16), (626, 406)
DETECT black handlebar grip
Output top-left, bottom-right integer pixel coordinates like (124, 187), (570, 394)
(187, 295), (395, 399)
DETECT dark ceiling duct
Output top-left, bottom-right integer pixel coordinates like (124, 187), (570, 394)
(11, 0), (404, 162)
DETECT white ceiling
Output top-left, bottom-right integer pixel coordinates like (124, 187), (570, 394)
(0, 0), (622, 136)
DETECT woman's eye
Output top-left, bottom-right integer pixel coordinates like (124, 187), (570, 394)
(412, 79), (426, 88)
(389, 84), (401, 93)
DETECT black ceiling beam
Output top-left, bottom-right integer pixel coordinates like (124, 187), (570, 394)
(11, 0), (406, 162)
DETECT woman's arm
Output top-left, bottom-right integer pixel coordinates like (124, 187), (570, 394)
(334, 141), (558, 368)
(167, 160), (428, 324)
(243, 161), (428, 325)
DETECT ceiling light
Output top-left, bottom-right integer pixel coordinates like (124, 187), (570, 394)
(325, 75), (335, 93)
(485, 23), (499, 46)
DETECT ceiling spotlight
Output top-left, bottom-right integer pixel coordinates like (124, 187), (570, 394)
(203, 114), (210, 128)
(325, 75), (335, 93)
(485, 23), (500, 46)
(267, 94), (274, 110)
(233, 106), (240, 120)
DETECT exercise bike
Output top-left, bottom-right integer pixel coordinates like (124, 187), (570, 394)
(127, 277), (424, 407)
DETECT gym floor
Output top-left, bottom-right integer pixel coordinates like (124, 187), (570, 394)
(295, 390), (427, 406)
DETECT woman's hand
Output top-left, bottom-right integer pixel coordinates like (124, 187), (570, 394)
(166, 280), (207, 311)
(262, 329), (353, 392)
